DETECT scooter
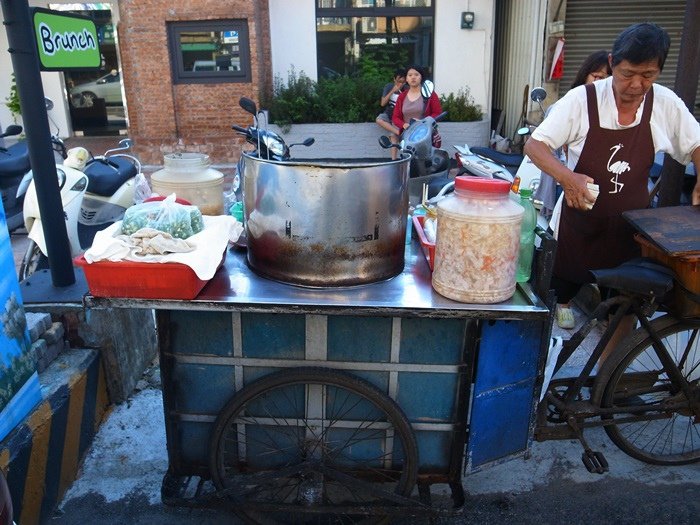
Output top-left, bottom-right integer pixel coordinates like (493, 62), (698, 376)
(378, 108), (451, 205)
(453, 143), (518, 183)
(454, 87), (549, 192)
(233, 96), (315, 162)
(19, 138), (141, 280)
(0, 101), (67, 234)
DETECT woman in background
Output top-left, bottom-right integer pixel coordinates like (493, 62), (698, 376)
(392, 65), (442, 136)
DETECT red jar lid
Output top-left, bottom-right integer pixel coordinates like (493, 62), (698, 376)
(455, 175), (510, 194)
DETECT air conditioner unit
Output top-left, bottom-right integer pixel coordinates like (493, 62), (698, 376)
(361, 17), (377, 33)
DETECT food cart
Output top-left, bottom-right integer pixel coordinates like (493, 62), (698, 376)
(76, 150), (556, 522)
(84, 235), (553, 522)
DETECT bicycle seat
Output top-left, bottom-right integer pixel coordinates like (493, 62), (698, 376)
(590, 258), (674, 299)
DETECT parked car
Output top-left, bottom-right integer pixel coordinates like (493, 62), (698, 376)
(70, 70), (122, 107)
(192, 60), (216, 71)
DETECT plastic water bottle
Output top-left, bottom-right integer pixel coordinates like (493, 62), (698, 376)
(516, 188), (537, 283)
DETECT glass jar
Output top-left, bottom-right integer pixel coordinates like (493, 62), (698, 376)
(432, 176), (524, 303)
(151, 153), (224, 215)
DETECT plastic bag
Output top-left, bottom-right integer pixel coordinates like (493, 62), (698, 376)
(121, 194), (203, 239)
(223, 187), (237, 216)
(133, 172), (153, 204)
(223, 166), (241, 215)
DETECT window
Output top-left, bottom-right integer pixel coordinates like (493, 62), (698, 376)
(316, 1), (434, 79)
(168, 20), (251, 83)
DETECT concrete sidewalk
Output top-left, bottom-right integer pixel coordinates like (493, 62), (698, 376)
(49, 372), (700, 524)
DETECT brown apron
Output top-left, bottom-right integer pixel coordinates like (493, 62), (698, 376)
(553, 83), (654, 284)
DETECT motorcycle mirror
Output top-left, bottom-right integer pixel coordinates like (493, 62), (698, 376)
(44, 97), (54, 111)
(239, 97), (257, 116)
(302, 137), (315, 147)
(378, 135), (394, 149)
(530, 87), (547, 103)
(517, 126), (531, 136)
(1, 124), (23, 137)
(421, 79), (434, 99)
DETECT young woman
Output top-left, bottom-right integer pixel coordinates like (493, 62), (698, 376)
(391, 65), (442, 136)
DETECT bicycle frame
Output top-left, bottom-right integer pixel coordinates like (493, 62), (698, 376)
(543, 293), (696, 423)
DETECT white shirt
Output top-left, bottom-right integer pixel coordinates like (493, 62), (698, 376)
(531, 76), (700, 170)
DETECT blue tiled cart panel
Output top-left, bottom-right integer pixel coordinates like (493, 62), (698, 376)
(164, 310), (470, 475)
(163, 311), (543, 477)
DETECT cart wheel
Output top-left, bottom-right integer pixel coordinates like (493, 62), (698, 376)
(209, 367), (419, 524)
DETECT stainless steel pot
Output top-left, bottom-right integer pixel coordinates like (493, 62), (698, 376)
(242, 153), (410, 287)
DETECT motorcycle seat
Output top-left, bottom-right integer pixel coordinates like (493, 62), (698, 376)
(0, 141), (30, 178)
(84, 156), (137, 196)
(470, 147), (524, 168)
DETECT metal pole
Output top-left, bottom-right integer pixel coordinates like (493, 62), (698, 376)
(657, 0), (700, 207)
(1, 0), (74, 285)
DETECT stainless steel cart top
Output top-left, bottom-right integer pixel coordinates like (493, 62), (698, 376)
(85, 242), (549, 320)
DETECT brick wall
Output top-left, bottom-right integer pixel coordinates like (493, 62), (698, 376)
(117, 0), (271, 165)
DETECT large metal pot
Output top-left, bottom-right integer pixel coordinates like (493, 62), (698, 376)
(242, 153), (410, 287)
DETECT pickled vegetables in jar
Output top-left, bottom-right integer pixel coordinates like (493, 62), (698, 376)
(432, 176), (523, 303)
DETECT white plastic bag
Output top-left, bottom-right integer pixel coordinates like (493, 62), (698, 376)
(133, 172), (153, 204)
(121, 194), (203, 239)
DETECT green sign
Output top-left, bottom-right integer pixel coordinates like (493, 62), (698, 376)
(32, 8), (101, 71)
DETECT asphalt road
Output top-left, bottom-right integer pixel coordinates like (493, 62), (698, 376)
(49, 479), (700, 525)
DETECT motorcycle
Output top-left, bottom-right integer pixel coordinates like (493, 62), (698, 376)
(0, 100), (67, 234)
(378, 103), (451, 205)
(19, 138), (142, 280)
(233, 96), (315, 162)
(454, 87), (549, 193)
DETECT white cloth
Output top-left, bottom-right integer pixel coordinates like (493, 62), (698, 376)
(117, 228), (195, 255)
(531, 77), (700, 168)
(83, 215), (243, 280)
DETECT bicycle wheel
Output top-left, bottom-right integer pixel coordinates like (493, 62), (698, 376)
(208, 367), (419, 524)
(600, 315), (700, 465)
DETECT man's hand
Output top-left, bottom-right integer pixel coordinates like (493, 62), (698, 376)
(561, 171), (596, 210)
(692, 179), (700, 205)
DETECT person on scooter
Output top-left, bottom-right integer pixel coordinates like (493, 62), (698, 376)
(376, 68), (407, 159)
(524, 23), (700, 351)
(392, 65), (443, 147)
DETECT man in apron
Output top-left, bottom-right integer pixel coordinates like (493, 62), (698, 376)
(524, 23), (700, 350)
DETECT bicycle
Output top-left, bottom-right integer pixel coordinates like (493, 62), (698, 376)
(535, 257), (700, 473)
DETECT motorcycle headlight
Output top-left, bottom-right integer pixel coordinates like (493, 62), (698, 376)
(56, 168), (66, 190)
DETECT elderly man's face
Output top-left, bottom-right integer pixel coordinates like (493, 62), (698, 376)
(610, 57), (660, 105)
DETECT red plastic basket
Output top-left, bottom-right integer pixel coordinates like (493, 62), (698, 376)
(74, 253), (223, 299)
(412, 215), (435, 270)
